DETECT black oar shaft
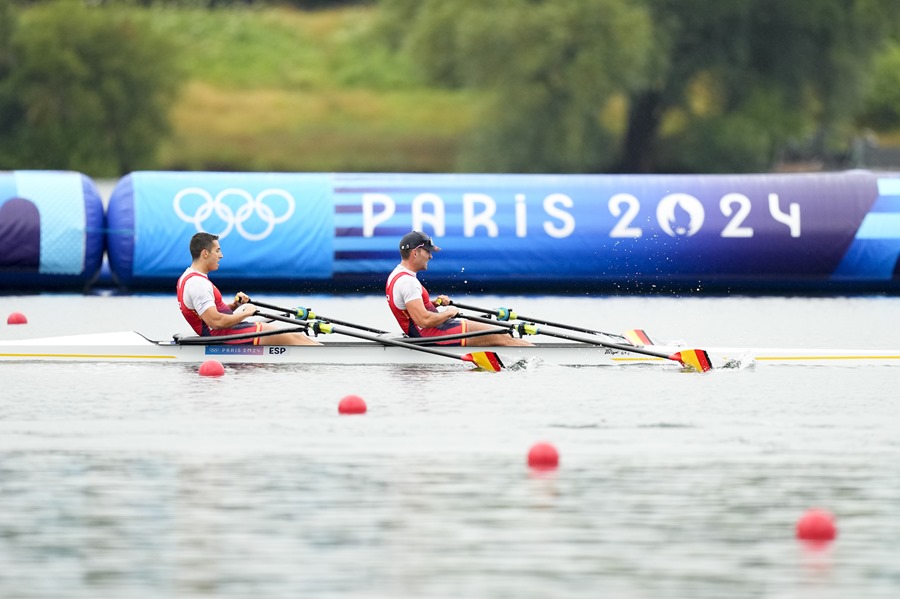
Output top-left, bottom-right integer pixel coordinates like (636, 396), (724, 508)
(517, 314), (617, 336)
(446, 300), (627, 340)
(311, 316), (387, 335)
(318, 324), (471, 362)
(248, 298), (389, 334)
(400, 327), (510, 345)
(458, 313), (687, 363)
(539, 329), (670, 360)
(250, 299), (299, 315)
(261, 311), (481, 364)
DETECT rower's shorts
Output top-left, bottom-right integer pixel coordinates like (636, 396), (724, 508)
(417, 319), (468, 346)
(209, 321), (264, 345)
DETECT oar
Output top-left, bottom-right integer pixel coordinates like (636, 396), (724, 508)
(436, 299), (647, 344)
(241, 296), (389, 335)
(258, 310), (509, 372)
(400, 327), (512, 345)
(457, 313), (712, 372)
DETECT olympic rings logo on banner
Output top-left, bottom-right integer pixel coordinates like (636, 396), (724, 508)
(173, 187), (296, 241)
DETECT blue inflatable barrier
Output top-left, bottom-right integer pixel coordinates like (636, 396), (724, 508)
(0, 171), (105, 291)
(104, 170), (900, 293)
(107, 172), (333, 290)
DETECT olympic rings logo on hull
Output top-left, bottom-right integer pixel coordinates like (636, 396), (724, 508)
(173, 187), (296, 241)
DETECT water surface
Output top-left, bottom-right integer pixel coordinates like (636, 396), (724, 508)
(1, 294), (898, 598)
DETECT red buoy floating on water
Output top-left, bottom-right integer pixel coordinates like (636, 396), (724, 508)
(198, 360), (225, 377)
(796, 508), (837, 542)
(527, 442), (559, 470)
(338, 394), (367, 415)
(7, 312), (27, 325)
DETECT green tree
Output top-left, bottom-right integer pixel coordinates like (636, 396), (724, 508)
(380, 0), (653, 173)
(0, 1), (183, 176)
(382, 0), (899, 173)
(619, 0), (900, 172)
(858, 42), (900, 131)
(0, 0), (21, 137)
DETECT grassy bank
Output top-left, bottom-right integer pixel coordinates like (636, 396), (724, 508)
(142, 5), (478, 172)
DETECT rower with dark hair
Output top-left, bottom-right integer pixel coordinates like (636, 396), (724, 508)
(177, 232), (319, 346)
(385, 231), (532, 347)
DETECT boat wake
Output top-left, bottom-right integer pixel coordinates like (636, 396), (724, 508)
(505, 357), (539, 371)
(718, 352), (756, 370)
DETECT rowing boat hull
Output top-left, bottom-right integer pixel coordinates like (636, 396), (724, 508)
(2, 331), (900, 367)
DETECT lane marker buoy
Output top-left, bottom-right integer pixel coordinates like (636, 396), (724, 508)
(338, 394), (367, 415)
(527, 442), (559, 470)
(796, 508), (837, 541)
(198, 360), (225, 377)
(7, 312), (27, 325)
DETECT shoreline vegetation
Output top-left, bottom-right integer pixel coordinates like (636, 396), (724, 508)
(7, 1), (900, 175)
(151, 5), (476, 173)
(150, 3), (900, 175)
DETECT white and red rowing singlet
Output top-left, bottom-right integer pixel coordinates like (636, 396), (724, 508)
(176, 269), (233, 335)
(385, 267), (439, 337)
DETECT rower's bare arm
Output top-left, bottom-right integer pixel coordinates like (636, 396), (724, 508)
(406, 298), (458, 328)
(200, 304), (255, 330)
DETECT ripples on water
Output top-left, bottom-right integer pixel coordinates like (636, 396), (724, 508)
(1, 296), (899, 598)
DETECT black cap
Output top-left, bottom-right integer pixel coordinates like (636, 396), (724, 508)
(399, 231), (441, 252)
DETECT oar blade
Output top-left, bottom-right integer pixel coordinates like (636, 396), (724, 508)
(624, 329), (653, 346)
(463, 351), (505, 372)
(670, 349), (713, 372)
